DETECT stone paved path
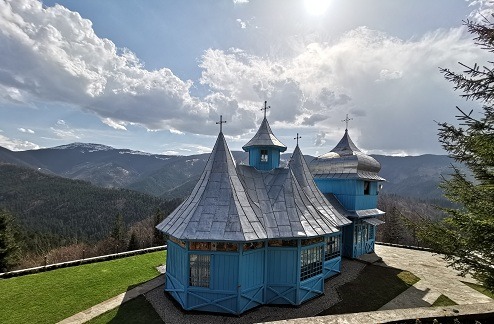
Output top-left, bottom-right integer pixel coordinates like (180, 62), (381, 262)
(375, 245), (493, 310)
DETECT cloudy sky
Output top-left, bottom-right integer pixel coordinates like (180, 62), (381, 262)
(0, 0), (492, 156)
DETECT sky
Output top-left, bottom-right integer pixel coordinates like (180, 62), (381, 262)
(0, 0), (493, 156)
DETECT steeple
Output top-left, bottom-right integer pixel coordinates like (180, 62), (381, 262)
(242, 101), (286, 171)
(157, 129), (266, 241)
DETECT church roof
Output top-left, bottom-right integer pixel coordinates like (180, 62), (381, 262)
(156, 132), (267, 241)
(324, 194), (385, 219)
(310, 130), (385, 181)
(157, 134), (350, 242)
(242, 117), (287, 152)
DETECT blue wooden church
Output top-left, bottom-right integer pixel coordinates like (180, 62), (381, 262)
(309, 116), (385, 258)
(156, 106), (384, 314)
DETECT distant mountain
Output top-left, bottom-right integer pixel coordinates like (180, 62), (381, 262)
(0, 143), (178, 188)
(0, 143), (461, 203)
(0, 163), (175, 248)
(373, 154), (461, 201)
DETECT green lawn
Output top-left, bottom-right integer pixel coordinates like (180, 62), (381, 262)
(88, 295), (163, 324)
(461, 281), (494, 299)
(0, 251), (166, 324)
(319, 265), (420, 315)
(431, 294), (457, 307)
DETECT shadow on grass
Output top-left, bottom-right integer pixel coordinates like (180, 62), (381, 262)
(319, 264), (421, 316)
(88, 278), (164, 324)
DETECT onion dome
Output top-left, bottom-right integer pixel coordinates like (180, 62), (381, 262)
(242, 117), (287, 152)
(310, 130), (385, 181)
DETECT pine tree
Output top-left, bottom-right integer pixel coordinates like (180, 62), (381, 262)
(127, 231), (139, 251)
(0, 209), (20, 272)
(418, 18), (494, 290)
(153, 209), (165, 246)
(110, 213), (126, 252)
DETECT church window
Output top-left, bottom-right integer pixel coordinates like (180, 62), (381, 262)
(325, 235), (341, 260)
(300, 245), (323, 281)
(364, 181), (370, 195)
(260, 149), (268, 162)
(369, 225), (375, 240)
(189, 254), (210, 287)
(190, 242), (211, 251)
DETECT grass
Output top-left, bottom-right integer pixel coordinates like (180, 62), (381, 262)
(319, 265), (420, 315)
(431, 294), (458, 307)
(461, 281), (494, 300)
(88, 295), (163, 324)
(0, 251), (165, 324)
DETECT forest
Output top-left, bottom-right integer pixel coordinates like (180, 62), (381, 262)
(0, 164), (181, 270)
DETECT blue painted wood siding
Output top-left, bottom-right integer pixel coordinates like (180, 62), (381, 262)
(266, 248), (298, 304)
(315, 179), (379, 210)
(239, 249), (265, 313)
(248, 147), (281, 170)
(165, 240), (187, 307)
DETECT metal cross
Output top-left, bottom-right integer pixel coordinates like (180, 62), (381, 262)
(261, 101), (270, 118)
(294, 133), (301, 146)
(216, 115), (226, 133)
(342, 114), (353, 130)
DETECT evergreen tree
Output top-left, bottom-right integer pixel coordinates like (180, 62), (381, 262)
(418, 18), (494, 290)
(127, 231), (139, 251)
(0, 209), (20, 272)
(110, 213), (126, 252)
(153, 209), (166, 246)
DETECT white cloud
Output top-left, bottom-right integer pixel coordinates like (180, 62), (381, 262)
(233, 0), (249, 4)
(169, 128), (184, 135)
(0, 132), (40, 150)
(236, 19), (247, 29)
(101, 118), (127, 130)
(50, 127), (81, 139)
(0, 0), (224, 135)
(57, 119), (66, 126)
(198, 25), (487, 153)
(0, 0), (491, 154)
(18, 127), (35, 134)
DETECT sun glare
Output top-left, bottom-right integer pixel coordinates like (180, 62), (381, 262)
(304, 0), (331, 16)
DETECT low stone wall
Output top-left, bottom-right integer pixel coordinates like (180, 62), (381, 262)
(0, 245), (167, 279)
(375, 241), (431, 252)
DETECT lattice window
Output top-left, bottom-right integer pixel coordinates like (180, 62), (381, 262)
(260, 149), (268, 162)
(300, 245), (323, 281)
(325, 235), (341, 260)
(369, 224), (375, 240)
(189, 254), (210, 288)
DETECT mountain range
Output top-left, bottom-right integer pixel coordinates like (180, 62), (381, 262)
(0, 142), (461, 202)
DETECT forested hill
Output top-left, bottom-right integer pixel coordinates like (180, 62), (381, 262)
(0, 143), (461, 203)
(0, 163), (175, 249)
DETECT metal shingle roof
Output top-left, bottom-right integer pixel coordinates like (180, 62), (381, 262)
(157, 134), (351, 241)
(156, 132), (267, 241)
(309, 130), (385, 181)
(242, 117), (287, 151)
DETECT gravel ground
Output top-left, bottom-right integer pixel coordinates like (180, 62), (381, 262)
(145, 259), (366, 324)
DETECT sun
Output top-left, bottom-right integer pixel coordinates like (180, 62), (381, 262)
(304, 0), (331, 16)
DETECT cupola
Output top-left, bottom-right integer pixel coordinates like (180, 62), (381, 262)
(242, 101), (287, 171)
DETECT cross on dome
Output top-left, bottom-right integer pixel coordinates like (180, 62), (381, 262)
(261, 101), (270, 118)
(342, 114), (353, 131)
(216, 115), (227, 133)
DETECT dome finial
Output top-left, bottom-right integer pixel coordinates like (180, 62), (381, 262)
(342, 114), (353, 131)
(261, 100), (270, 119)
(216, 115), (227, 133)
